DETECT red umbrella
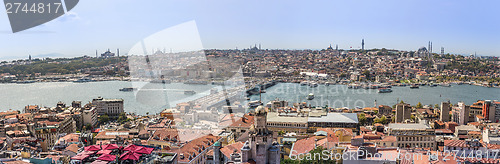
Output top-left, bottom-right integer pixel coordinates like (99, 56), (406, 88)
(84, 145), (101, 151)
(97, 150), (112, 155)
(134, 147), (154, 154)
(120, 151), (141, 161)
(123, 145), (141, 151)
(80, 151), (95, 155)
(102, 144), (119, 150)
(71, 154), (90, 161)
(97, 154), (117, 161)
(91, 160), (109, 164)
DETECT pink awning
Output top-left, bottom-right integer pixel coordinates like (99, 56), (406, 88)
(91, 160), (109, 164)
(119, 151), (141, 161)
(134, 147), (154, 154)
(102, 144), (119, 150)
(84, 145), (101, 151)
(123, 144), (140, 151)
(70, 154), (90, 161)
(97, 154), (117, 161)
(97, 150), (112, 155)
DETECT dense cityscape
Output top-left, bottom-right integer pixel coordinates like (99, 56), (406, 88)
(0, 43), (499, 164)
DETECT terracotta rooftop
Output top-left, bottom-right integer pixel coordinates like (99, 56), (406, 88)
(290, 137), (316, 155)
(220, 142), (244, 158)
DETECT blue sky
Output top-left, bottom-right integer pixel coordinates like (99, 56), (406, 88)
(0, 0), (499, 60)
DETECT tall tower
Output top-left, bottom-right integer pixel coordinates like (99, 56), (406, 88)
(242, 106), (280, 164)
(259, 43), (261, 50)
(362, 39), (365, 51)
(117, 48), (120, 57)
(441, 47), (444, 56)
(440, 101), (450, 122)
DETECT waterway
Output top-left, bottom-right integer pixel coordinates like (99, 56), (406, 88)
(1, 82), (499, 115)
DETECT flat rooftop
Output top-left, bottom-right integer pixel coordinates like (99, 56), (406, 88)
(267, 112), (308, 123)
(388, 123), (430, 130)
(307, 113), (358, 124)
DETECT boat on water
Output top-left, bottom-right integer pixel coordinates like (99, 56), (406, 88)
(184, 80), (208, 85)
(409, 84), (419, 89)
(184, 90), (196, 95)
(348, 84), (361, 89)
(309, 82), (318, 87)
(300, 81), (309, 86)
(441, 83), (451, 87)
(16, 80), (36, 84)
(325, 82), (334, 86)
(73, 78), (94, 83)
(150, 79), (171, 84)
(119, 87), (137, 92)
(307, 93), (315, 100)
(246, 87), (260, 95)
(378, 88), (392, 93)
(430, 83), (438, 87)
(248, 100), (263, 108)
(260, 89), (266, 93)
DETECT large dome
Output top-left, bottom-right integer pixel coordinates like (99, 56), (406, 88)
(255, 106), (266, 114)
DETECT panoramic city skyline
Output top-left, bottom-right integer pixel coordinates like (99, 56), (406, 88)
(0, 0), (499, 60)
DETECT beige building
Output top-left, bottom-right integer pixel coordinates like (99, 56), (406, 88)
(388, 123), (436, 150)
(395, 103), (411, 123)
(266, 112), (308, 133)
(82, 107), (98, 127)
(92, 97), (124, 117)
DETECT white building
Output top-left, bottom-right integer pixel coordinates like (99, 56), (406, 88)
(92, 97), (124, 117)
(82, 107), (98, 127)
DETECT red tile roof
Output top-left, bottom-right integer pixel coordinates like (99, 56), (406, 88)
(220, 142), (244, 158)
(291, 137), (316, 155)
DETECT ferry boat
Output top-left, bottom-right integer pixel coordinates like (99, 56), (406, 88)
(184, 90), (196, 95)
(378, 88), (392, 93)
(16, 80), (36, 84)
(441, 83), (451, 87)
(409, 84), (419, 89)
(184, 80), (208, 85)
(300, 81), (309, 86)
(248, 100), (263, 108)
(309, 82), (318, 88)
(150, 79), (171, 84)
(325, 82), (334, 86)
(246, 87), (260, 95)
(307, 93), (315, 100)
(119, 87), (137, 92)
(348, 84), (361, 89)
(73, 78), (94, 83)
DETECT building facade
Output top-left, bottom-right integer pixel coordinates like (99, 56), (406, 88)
(92, 97), (124, 117)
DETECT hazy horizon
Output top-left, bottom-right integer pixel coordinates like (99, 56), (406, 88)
(1, 0), (499, 60)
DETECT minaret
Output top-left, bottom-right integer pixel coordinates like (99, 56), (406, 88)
(213, 141), (221, 164)
(117, 48), (119, 57)
(362, 39), (365, 51)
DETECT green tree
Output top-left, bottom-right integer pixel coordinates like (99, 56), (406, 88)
(374, 116), (388, 124)
(416, 102), (423, 109)
(85, 123), (93, 131)
(358, 113), (367, 125)
(99, 115), (109, 123)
